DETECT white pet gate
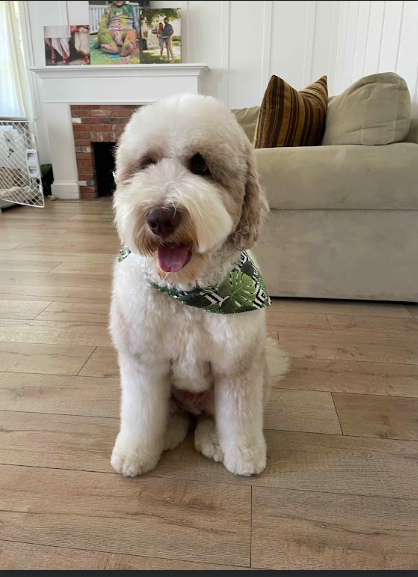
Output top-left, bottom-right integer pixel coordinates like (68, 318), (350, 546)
(0, 119), (44, 209)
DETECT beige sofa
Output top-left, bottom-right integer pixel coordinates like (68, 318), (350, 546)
(235, 75), (418, 302)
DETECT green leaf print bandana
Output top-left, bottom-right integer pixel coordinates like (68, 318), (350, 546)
(118, 248), (271, 315)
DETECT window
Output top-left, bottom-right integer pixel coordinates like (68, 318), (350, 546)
(0, 2), (30, 118)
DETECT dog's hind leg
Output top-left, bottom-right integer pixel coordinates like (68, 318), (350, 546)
(194, 418), (224, 463)
(266, 337), (290, 383)
(164, 411), (190, 451)
(265, 337), (290, 405)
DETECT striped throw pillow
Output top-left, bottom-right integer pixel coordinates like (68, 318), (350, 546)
(254, 75), (328, 148)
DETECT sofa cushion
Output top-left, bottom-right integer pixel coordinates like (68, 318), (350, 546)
(405, 117), (418, 144)
(323, 73), (411, 146)
(254, 209), (418, 301)
(232, 106), (259, 142)
(255, 142), (418, 210)
(254, 75), (328, 148)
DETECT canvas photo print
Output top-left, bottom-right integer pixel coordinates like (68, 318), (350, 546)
(140, 7), (181, 64)
(88, 1), (149, 65)
(44, 25), (90, 66)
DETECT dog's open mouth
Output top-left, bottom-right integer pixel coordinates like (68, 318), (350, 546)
(158, 244), (192, 273)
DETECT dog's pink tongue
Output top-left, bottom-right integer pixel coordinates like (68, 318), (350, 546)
(158, 245), (190, 273)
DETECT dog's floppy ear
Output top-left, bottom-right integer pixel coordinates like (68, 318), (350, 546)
(231, 148), (269, 250)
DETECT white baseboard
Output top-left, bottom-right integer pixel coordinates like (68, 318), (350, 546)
(51, 181), (80, 200)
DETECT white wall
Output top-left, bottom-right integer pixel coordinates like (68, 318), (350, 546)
(196, 0), (418, 111)
(24, 0), (418, 163)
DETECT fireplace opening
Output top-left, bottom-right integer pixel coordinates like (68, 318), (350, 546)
(94, 143), (116, 197)
(72, 105), (139, 199)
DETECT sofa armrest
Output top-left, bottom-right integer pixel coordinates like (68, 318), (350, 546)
(254, 143), (418, 210)
(404, 118), (418, 144)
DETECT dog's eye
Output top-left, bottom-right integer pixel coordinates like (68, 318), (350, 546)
(190, 154), (210, 176)
(141, 157), (157, 170)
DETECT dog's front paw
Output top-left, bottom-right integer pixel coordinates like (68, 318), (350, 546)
(111, 433), (162, 478)
(223, 438), (267, 477)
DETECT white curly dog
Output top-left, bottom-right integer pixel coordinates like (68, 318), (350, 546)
(110, 94), (288, 478)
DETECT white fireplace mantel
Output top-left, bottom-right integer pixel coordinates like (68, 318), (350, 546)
(31, 64), (209, 199)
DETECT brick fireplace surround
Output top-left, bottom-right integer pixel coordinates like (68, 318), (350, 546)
(71, 105), (139, 200)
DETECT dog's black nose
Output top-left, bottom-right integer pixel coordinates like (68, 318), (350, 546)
(147, 206), (182, 238)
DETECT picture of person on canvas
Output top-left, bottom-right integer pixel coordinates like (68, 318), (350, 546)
(45, 25), (71, 66)
(162, 17), (174, 63)
(98, 1), (139, 58)
(157, 22), (165, 61)
(71, 26), (90, 64)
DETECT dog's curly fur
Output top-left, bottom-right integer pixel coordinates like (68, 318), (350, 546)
(110, 94), (288, 477)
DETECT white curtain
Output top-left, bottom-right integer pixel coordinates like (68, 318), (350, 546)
(0, 1), (31, 118)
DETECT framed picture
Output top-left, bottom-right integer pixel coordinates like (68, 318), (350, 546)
(140, 8), (182, 64)
(44, 25), (90, 66)
(88, 1), (149, 65)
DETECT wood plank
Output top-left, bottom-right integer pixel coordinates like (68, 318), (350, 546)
(42, 200), (112, 210)
(270, 298), (412, 318)
(1, 205), (112, 217)
(266, 311), (331, 333)
(0, 373), (119, 416)
(70, 215), (114, 222)
(157, 432), (418, 500)
(0, 284), (110, 303)
(0, 242), (21, 250)
(0, 319), (112, 347)
(79, 346), (119, 378)
(57, 228), (117, 238)
(0, 232), (68, 243)
(107, 554), (246, 571)
(28, 234), (117, 244)
(251, 487), (418, 570)
(51, 263), (113, 276)
(0, 251), (114, 264)
(333, 393), (418, 441)
(0, 342), (95, 375)
(0, 300), (50, 320)
(15, 243), (119, 255)
(0, 222), (70, 233)
(0, 272), (111, 289)
(328, 314), (418, 336)
(6, 203), (111, 216)
(0, 261), (59, 273)
(0, 411), (116, 472)
(265, 389), (341, 435)
(279, 332), (418, 365)
(0, 465), (251, 567)
(0, 541), (110, 571)
(0, 211), (76, 221)
(0, 541), (240, 571)
(280, 358), (418, 398)
(0, 219), (114, 232)
(37, 302), (109, 324)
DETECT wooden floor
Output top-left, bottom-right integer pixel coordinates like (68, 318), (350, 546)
(0, 199), (417, 570)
